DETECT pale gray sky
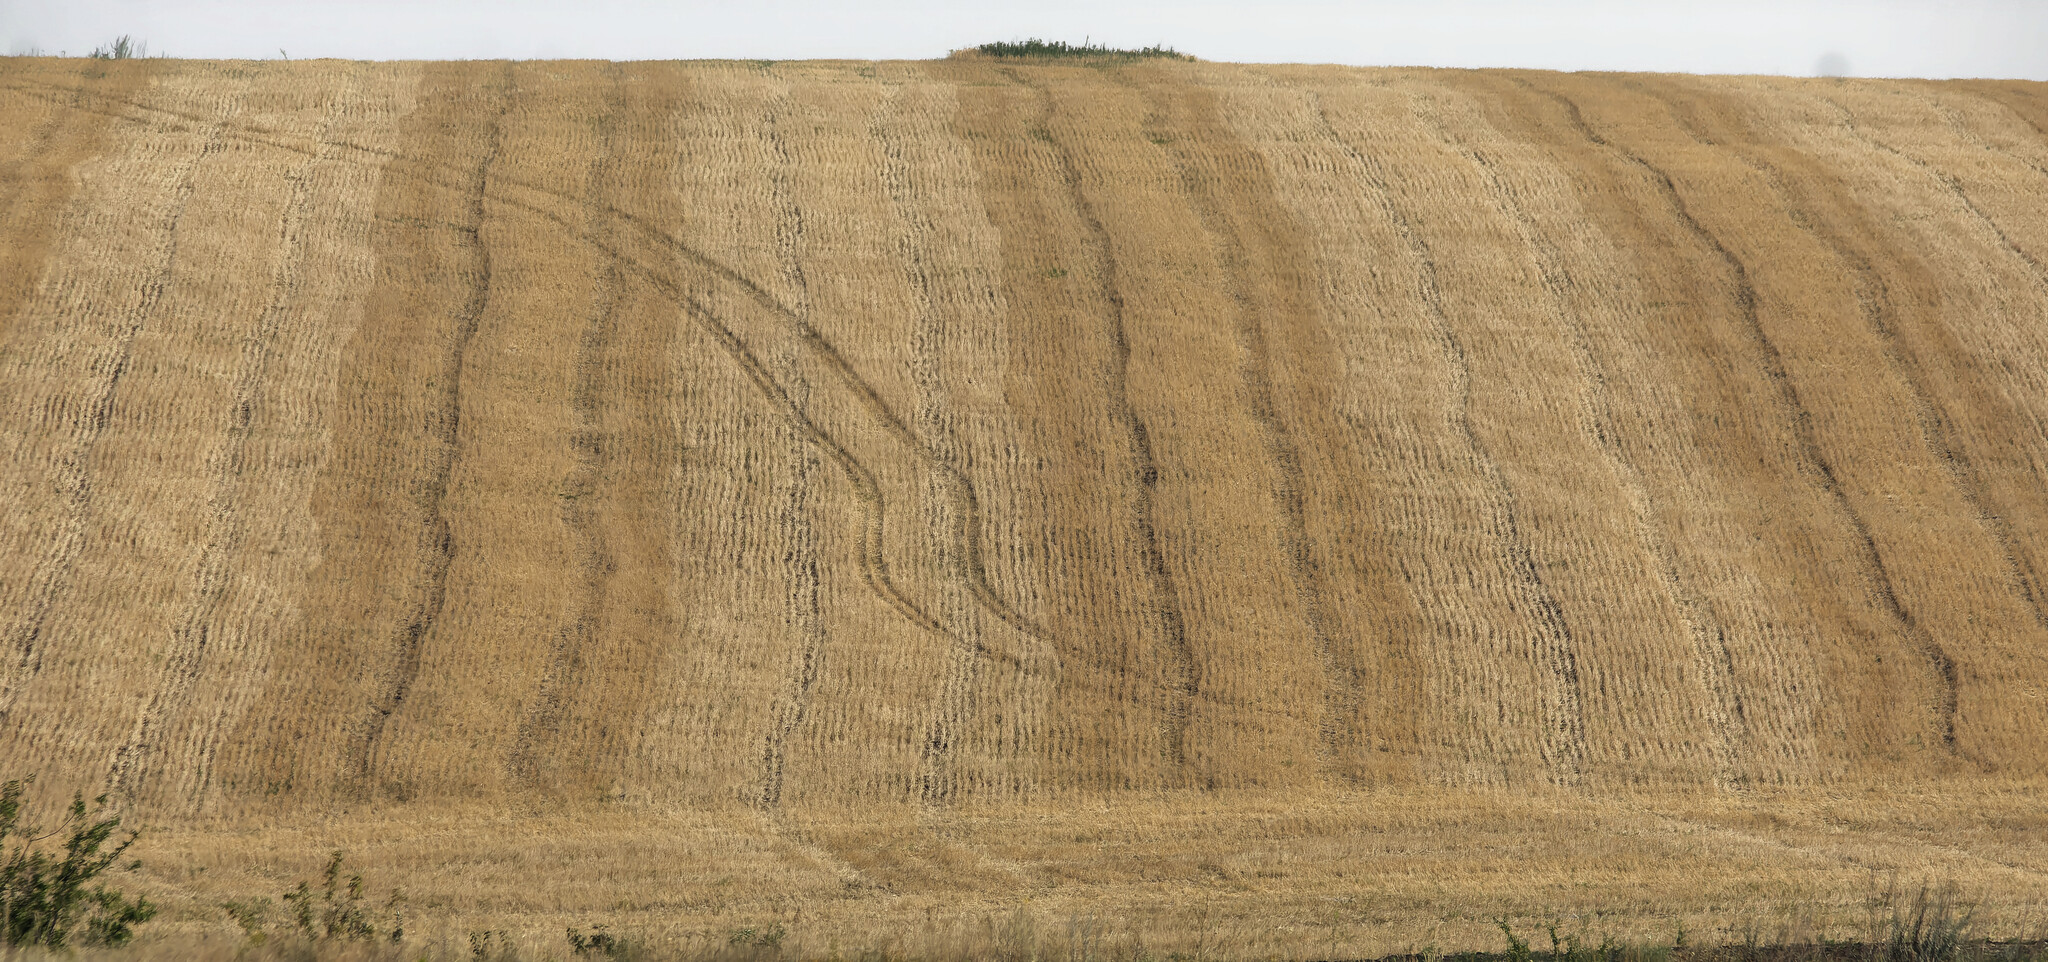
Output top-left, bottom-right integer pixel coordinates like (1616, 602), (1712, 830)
(3, 0), (2045, 79)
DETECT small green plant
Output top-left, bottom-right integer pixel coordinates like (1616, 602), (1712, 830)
(729, 921), (788, 949)
(88, 35), (145, 59)
(570, 923), (631, 958)
(970, 38), (1193, 61)
(285, 851), (372, 941)
(0, 776), (156, 949)
(1634, 944), (1672, 962)
(233, 850), (403, 946)
(1544, 919), (1589, 962)
(470, 928), (512, 960)
(221, 897), (271, 946)
(1498, 917), (1533, 962)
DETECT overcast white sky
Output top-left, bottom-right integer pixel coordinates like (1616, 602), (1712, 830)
(3, 1), (2045, 79)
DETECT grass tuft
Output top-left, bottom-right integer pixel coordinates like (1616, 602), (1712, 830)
(87, 35), (146, 59)
(1876, 880), (1977, 962)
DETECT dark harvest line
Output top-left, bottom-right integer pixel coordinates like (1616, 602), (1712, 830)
(1842, 90), (2048, 634)
(356, 63), (515, 786)
(1444, 74), (1749, 786)
(0, 73), (235, 729)
(508, 65), (628, 792)
(0, 72), (1047, 660)
(1522, 76), (1958, 752)
(1637, 75), (2048, 668)
(1126, 71), (1353, 775)
(999, 65), (1198, 774)
(756, 97), (830, 810)
(1311, 89), (1590, 782)
(108, 64), (359, 804)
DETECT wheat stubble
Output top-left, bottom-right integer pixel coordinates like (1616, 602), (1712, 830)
(3, 58), (2048, 946)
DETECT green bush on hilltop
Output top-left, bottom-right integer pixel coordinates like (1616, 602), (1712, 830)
(970, 38), (1193, 61)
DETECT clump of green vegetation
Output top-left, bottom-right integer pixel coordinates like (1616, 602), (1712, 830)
(88, 35), (146, 60)
(969, 38), (1193, 61)
(220, 850), (405, 947)
(727, 922), (787, 950)
(568, 923), (634, 959)
(0, 775), (157, 949)
(1497, 917), (1534, 962)
(1875, 881), (1976, 962)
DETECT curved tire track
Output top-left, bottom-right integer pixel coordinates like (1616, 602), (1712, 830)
(0, 73), (1048, 667)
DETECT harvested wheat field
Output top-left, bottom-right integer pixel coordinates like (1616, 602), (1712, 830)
(3, 52), (2048, 955)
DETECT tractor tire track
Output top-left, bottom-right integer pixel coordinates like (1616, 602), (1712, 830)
(867, 85), (989, 806)
(1000, 66), (1197, 772)
(0, 72), (244, 729)
(354, 63), (514, 786)
(508, 66), (628, 792)
(0, 74), (1049, 658)
(755, 92), (831, 809)
(1311, 89), (1588, 783)
(1428, 79), (1748, 787)
(1518, 76), (1959, 753)
(1124, 71), (1353, 775)
(664, 285), (1038, 673)
(107, 65), (360, 804)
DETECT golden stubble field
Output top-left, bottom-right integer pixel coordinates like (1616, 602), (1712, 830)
(2, 54), (2047, 954)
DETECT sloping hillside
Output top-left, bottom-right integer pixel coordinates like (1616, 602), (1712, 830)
(2, 56), (2046, 946)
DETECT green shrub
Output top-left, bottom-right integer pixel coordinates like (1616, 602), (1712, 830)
(972, 38), (1192, 61)
(288, 850), (404, 943)
(221, 896), (271, 946)
(88, 35), (145, 59)
(0, 775), (156, 948)
(570, 922), (632, 958)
